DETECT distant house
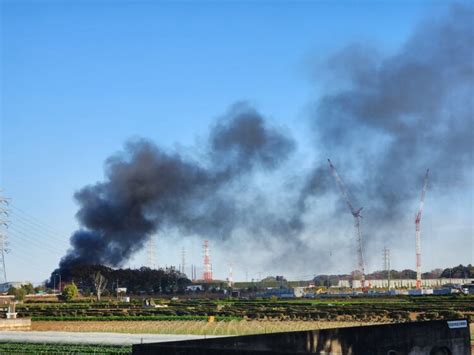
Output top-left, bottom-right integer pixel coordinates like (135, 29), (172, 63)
(186, 285), (203, 292)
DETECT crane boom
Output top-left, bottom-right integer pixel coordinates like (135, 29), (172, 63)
(327, 159), (366, 289)
(327, 159), (359, 216)
(415, 169), (429, 289)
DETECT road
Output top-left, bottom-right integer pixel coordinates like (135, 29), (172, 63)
(0, 331), (219, 345)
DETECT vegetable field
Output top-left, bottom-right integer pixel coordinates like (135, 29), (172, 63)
(0, 343), (131, 354)
(16, 295), (474, 323)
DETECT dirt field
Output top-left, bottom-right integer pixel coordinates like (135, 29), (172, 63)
(32, 320), (382, 336)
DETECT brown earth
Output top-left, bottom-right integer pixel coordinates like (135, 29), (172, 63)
(31, 320), (382, 336)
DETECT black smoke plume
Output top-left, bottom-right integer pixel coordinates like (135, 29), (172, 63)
(59, 103), (295, 269)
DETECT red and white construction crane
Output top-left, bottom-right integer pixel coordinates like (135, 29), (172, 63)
(415, 169), (429, 289)
(327, 159), (366, 289)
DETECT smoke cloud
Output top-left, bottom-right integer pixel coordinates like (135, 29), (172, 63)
(60, 103), (295, 269)
(59, 4), (473, 273)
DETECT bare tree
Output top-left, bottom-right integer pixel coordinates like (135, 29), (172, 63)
(92, 272), (108, 301)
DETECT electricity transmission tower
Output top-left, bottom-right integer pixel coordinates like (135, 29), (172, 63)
(180, 247), (186, 274)
(203, 240), (212, 281)
(0, 192), (10, 283)
(147, 235), (157, 269)
(383, 247), (391, 290)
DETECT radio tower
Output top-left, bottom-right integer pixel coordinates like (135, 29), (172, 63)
(328, 159), (366, 289)
(203, 240), (212, 281)
(0, 192), (9, 283)
(147, 235), (157, 269)
(415, 169), (429, 289)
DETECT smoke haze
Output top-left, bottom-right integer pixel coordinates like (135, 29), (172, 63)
(59, 4), (473, 274)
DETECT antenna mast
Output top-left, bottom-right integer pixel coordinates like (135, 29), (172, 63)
(328, 159), (366, 289)
(415, 169), (429, 289)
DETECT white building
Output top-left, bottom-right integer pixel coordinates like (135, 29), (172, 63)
(337, 278), (474, 289)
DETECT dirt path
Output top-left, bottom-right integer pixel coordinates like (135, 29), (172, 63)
(0, 331), (211, 345)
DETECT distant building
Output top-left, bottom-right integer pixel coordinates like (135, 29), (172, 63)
(260, 288), (295, 298)
(186, 285), (203, 292)
(337, 278), (474, 289)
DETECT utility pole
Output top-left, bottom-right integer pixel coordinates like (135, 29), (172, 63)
(0, 192), (10, 283)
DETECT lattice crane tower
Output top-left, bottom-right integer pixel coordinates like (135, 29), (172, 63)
(415, 169), (429, 289)
(328, 159), (366, 289)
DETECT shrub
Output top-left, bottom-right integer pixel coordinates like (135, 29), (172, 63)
(8, 287), (26, 301)
(62, 283), (79, 301)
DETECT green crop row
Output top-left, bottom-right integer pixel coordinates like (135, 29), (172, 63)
(32, 315), (242, 322)
(0, 342), (131, 354)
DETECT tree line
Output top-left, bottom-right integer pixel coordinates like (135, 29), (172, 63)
(47, 264), (191, 296)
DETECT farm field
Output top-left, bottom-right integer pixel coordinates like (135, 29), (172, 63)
(31, 320), (380, 335)
(16, 295), (474, 323)
(0, 343), (131, 354)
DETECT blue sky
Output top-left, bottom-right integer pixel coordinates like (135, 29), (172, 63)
(1, 0), (470, 283)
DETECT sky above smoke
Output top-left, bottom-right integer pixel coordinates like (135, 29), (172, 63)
(58, 3), (473, 276)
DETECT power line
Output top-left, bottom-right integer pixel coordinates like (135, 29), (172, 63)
(8, 222), (68, 252)
(9, 205), (68, 238)
(0, 192), (9, 283)
(8, 226), (66, 254)
(9, 208), (69, 244)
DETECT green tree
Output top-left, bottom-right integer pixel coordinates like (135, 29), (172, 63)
(21, 283), (35, 295)
(62, 283), (79, 301)
(7, 287), (26, 301)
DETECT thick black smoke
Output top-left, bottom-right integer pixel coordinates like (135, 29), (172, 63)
(59, 4), (473, 273)
(305, 3), (473, 224)
(60, 104), (295, 269)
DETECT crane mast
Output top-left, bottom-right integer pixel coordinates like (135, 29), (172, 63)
(415, 169), (429, 289)
(327, 159), (366, 289)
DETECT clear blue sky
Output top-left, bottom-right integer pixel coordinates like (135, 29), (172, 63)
(1, 0), (469, 283)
